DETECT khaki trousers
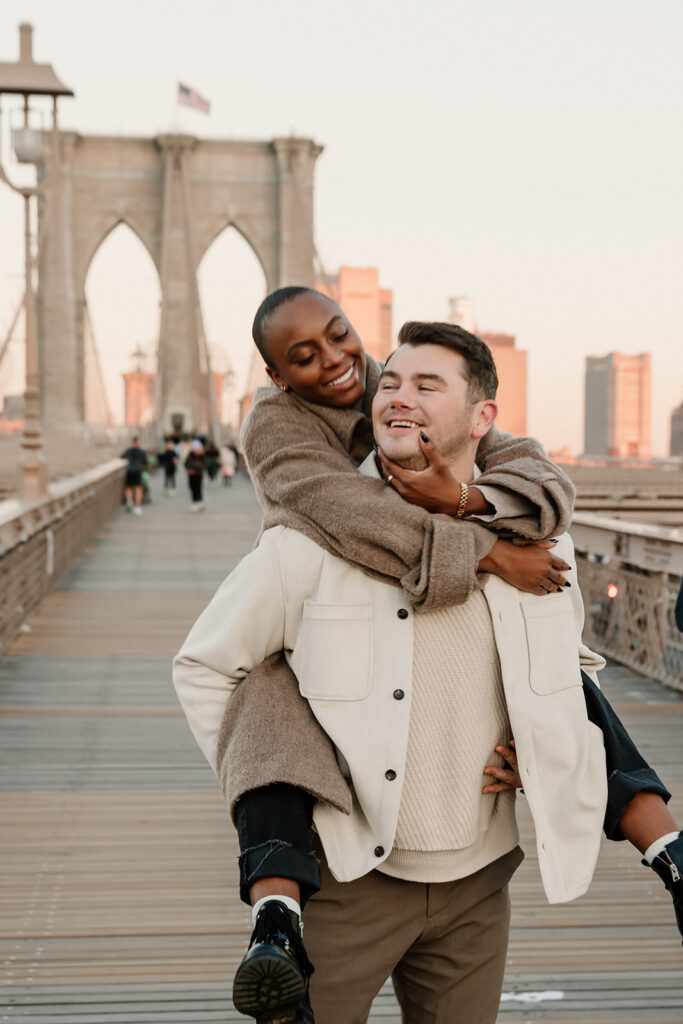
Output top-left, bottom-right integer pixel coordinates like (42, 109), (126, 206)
(304, 845), (523, 1024)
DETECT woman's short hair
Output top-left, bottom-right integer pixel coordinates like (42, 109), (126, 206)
(252, 286), (318, 366)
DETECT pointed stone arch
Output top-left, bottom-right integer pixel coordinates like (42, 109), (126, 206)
(83, 221), (162, 425)
(37, 131), (322, 432)
(197, 222), (268, 426)
(79, 216), (161, 298)
(198, 216), (271, 289)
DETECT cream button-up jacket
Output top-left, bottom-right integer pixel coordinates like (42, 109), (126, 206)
(173, 458), (607, 905)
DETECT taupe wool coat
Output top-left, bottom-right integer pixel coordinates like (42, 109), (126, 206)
(217, 357), (575, 817)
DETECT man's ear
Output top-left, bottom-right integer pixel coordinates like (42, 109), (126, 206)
(472, 400), (497, 439)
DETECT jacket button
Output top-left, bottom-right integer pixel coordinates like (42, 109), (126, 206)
(374, 845), (385, 857)
(385, 769), (397, 781)
(393, 689), (405, 701)
(397, 608), (409, 619)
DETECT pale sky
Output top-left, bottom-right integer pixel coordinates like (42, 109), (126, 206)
(0, 0), (681, 453)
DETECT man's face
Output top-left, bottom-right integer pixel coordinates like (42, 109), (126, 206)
(372, 343), (493, 469)
(264, 292), (366, 408)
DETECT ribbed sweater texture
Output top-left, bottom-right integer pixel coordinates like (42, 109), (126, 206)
(379, 590), (519, 883)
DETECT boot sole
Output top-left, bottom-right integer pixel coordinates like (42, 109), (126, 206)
(232, 945), (307, 1020)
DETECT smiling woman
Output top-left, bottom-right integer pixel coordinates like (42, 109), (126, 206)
(252, 288), (367, 408)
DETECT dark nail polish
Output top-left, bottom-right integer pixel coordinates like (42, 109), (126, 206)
(549, 538), (558, 543)
(420, 431), (429, 443)
(565, 581), (572, 587)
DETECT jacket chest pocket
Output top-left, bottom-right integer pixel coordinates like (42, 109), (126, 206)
(521, 596), (581, 695)
(299, 602), (373, 701)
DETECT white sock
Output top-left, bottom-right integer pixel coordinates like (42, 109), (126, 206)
(251, 894), (302, 927)
(643, 831), (681, 864)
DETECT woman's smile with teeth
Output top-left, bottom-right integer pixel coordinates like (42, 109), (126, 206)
(324, 364), (355, 387)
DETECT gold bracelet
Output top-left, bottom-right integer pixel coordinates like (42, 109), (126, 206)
(455, 481), (469, 519)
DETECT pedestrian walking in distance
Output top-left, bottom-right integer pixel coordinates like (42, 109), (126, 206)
(185, 439), (205, 511)
(205, 441), (220, 482)
(220, 443), (237, 486)
(159, 438), (179, 495)
(121, 436), (148, 516)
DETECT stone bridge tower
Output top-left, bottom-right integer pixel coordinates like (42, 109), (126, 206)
(36, 132), (322, 434)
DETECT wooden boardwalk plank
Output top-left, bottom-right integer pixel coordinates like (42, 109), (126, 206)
(1, 472), (682, 1021)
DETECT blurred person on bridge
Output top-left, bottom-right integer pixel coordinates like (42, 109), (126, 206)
(158, 437), (179, 496)
(176, 293), (682, 1023)
(220, 443), (238, 486)
(121, 436), (148, 516)
(205, 441), (221, 482)
(184, 439), (205, 512)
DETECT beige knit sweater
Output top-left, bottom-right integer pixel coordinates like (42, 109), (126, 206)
(216, 359), (575, 817)
(379, 591), (519, 883)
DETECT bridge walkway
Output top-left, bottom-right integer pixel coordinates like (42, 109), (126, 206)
(1, 471), (682, 1022)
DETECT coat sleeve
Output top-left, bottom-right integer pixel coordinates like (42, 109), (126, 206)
(241, 396), (498, 610)
(474, 426), (575, 541)
(172, 531), (287, 772)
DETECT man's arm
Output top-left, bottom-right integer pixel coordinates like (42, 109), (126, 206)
(241, 394), (498, 611)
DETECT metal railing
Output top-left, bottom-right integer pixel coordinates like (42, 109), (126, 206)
(0, 459), (125, 652)
(571, 513), (683, 692)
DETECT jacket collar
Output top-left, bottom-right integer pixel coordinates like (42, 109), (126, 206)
(359, 452), (382, 479)
(252, 356), (382, 454)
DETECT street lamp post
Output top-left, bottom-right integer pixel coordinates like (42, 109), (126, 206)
(0, 24), (73, 501)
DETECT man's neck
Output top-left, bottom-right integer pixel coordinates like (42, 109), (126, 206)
(446, 454), (476, 484)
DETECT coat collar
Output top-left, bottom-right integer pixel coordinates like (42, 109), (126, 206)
(252, 356), (382, 456)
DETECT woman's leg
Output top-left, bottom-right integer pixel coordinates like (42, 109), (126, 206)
(581, 670), (672, 843)
(233, 784), (318, 1022)
(582, 671), (682, 942)
(235, 783), (321, 908)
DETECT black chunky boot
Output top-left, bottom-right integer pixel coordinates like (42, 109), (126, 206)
(232, 900), (315, 1023)
(646, 833), (683, 946)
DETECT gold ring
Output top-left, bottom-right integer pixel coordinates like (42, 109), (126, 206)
(387, 474), (394, 484)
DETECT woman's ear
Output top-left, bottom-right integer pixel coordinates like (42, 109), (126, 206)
(472, 399), (498, 439)
(265, 366), (288, 391)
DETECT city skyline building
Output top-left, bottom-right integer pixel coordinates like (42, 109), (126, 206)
(122, 348), (156, 428)
(317, 266), (393, 362)
(670, 400), (683, 458)
(584, 352), (651, 458)
(447, 297), (477, 334)
(448, 297), (527, 437)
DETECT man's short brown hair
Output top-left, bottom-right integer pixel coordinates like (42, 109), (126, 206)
(396, 321), (498, 402)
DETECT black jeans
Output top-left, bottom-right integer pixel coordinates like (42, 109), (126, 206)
(235, 783), (321, 907)
(234, 675), (671, 905)
(581, 670), (670, 840)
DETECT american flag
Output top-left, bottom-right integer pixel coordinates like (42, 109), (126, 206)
(177, 83), (210, 115)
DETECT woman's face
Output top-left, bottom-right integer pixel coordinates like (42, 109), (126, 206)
(264, 292), (366, 408)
